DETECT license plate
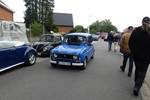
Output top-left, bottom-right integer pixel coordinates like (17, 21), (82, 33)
(58, 62), (71, 66)
(38, 53), (41, 56)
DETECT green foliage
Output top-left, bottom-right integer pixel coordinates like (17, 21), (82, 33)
(44, 14), (53, 33)
(90, 19), (118, 33)
(91, 29), (97, 34)
(69, 28), (76, 33)
(24, 0), (54, 30)
(90, 20), (101, 33)
(53, 24), (59, 33)
(74, 25), (86, 32)
(69, 25), (86, 33)
(31, 21), (42, 37)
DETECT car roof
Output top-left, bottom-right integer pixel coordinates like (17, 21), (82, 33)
(65, 33), (91, 37)
(42, 33), (62, 36)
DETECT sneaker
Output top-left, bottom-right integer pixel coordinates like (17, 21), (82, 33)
(120, 66), (125, 72)
(133, 86), (140, 96)
(128, 73), (131, 77)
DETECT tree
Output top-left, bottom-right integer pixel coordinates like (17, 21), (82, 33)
(74, 25), (86, 32)
(69, 25), (86, 33)
(90, 20), (101, 33)
(24, 0), (54, 32)
(69, 28), (76, 33)
(31, 21), (42, 37)
(99, 19), (117, 32)
(89, 19), (118, 33)
(52, 24), (59, 33)
(44, 12), (53, 32)
(24, 0), (39, 28)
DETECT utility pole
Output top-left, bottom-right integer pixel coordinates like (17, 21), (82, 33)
(88, 15), (92, 33)
(29, 24), (32, 43)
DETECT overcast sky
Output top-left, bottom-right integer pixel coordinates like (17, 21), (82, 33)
(3, 0), (150, 32)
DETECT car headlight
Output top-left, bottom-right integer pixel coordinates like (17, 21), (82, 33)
(53, 53), (57, 58)
(43, 47), (48, 52)
(73, 55), (78, 60)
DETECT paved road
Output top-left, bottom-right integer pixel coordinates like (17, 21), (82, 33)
(0, 40), (143, 100)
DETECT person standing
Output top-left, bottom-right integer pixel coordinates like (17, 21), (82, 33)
(129, 16), (150, 96)
(107, 31), (114, 51)
(119, 26), (134, 77)
(118, 32), (124, 55)
(113, 33), (119, 52)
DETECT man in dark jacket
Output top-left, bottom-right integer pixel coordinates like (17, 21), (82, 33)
(129, 16), (150, 96)
(107, 31), (114, 51)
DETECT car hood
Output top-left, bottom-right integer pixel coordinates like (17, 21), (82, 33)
(33, 42), (54, 48)
(34, 42), (53, 46)
(53, 44), (86, 55)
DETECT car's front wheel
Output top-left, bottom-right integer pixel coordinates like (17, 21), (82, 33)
(81, 58), (87, 70)
(51, 63), (57, 67)
(91, 52), (94, 59)
(25, 52), (36, 66)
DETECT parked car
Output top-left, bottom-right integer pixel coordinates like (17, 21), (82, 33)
(92, 34), (99, 41)
(0, 41), (37, 72)
(33, 33), (62, 56)
(50, 33), (95, 70)
(99, 32), (108, 39)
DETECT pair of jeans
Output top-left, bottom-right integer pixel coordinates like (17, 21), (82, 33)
(108, 41), (113, 51)
(113, 42), (118, 51)
(134, 59), (149, 88)
(122, 52), (133, 74)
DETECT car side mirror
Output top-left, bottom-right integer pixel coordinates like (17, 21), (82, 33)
(88, 43), (92, 46)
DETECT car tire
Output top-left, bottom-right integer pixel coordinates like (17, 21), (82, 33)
(91, 52), (94, 59)
(25, 52), (36, 66)
(81, 58), (87, 70)
(51, 63), (57, 67)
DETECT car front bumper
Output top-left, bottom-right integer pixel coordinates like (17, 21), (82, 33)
(50, 60), (83, 66)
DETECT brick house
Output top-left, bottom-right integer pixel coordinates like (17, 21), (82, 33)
(53, 12), (74, 33)
(0, 0), (14, 21)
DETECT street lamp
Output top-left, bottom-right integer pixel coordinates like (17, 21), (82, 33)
(88, 15), (92, 33)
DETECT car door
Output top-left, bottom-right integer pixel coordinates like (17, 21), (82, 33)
(0, 44), (18, 69)
(87, 35), (93, 60)
(14, 45), (27, 63)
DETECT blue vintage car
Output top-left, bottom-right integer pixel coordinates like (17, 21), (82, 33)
(50, 33), (95, 69)
(0, 41), (37, 72)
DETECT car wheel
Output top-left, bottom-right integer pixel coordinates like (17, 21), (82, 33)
(81, 58), (87, 70)
(91, 52), (94, 59)
(26, 52), (36, 66)
(51, 63), (57, 67)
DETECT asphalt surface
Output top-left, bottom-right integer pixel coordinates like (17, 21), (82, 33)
(0, 39), (143, 100)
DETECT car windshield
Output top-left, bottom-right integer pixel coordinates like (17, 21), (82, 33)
(92, 35), (98, 38)
(63, 36), (86, 44)
(39, 35), (54, 42)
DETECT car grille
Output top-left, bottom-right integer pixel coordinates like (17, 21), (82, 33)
(56, 54), (74, 59)
(34, 44), (44, 52)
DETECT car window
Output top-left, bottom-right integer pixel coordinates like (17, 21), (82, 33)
(46, 36), (54, 42)
(39, 35), (54, 42)
(92, 35), (97, 38)
(63, 36), (86, 44)
(55, 36), (61, 41)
